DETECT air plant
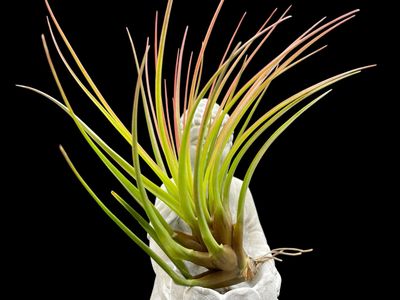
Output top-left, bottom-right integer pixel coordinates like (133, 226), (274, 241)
(18, 0), (372, 290)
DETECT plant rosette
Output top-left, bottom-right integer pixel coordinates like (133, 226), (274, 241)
(18, 0), (372, 298)
(149, 99), (282, 300)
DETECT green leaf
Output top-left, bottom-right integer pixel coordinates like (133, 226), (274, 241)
(59, 145), (189, 285)
(235, 90), (332, 240)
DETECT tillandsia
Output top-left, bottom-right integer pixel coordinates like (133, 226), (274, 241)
(18, 0), (373, 290)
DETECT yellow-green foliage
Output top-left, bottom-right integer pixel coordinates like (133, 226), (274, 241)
(19, 0), (372, 288)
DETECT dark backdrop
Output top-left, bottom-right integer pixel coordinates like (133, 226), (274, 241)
(4, 0), (394, 299)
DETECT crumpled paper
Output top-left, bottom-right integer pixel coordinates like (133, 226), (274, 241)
(148, 99), (281, 299)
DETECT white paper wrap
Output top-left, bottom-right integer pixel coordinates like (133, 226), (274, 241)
(148, 99), (281, 299)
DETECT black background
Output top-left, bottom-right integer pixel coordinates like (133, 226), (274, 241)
(4, 0), (395, 299)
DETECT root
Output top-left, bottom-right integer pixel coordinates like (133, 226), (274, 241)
(252, 247), (313, 268)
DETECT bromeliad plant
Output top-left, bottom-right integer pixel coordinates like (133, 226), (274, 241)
(19, 0), (372, 289)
